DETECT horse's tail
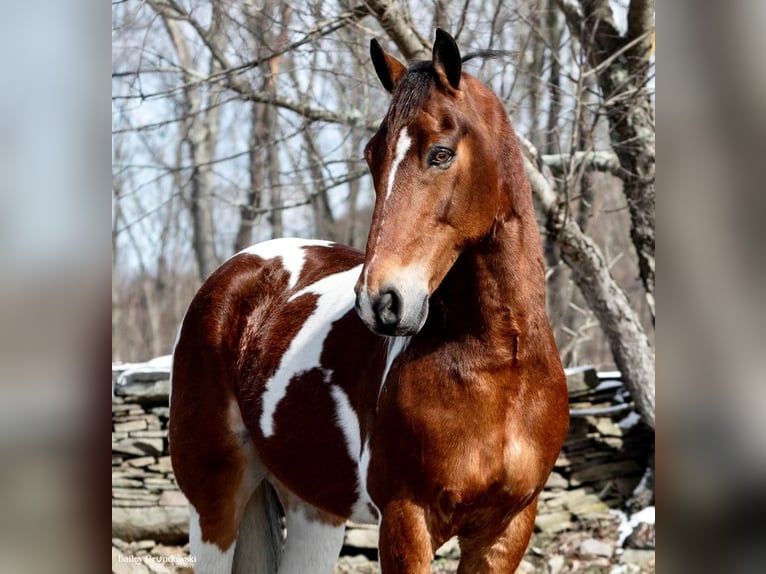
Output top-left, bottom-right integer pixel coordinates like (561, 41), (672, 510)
(233, 480), (284, 573)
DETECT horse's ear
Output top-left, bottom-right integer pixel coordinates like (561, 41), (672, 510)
(432, 28), (461, 91)
(370, 38), (407, 93)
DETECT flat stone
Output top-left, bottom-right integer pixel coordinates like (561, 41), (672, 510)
(117, 379), (171, 404)
(112, 547), (150, 574)
(148, 456), (173, 473)
(112, 478), (144, 489)
(115, 420), (148, 432)
(567, 493), (610, 515)
(112, 506), (190, 544)
(570, 460), (642, 486)
(113, 499), (157, 507)
(548, 554), (565, 574)
(149, 544), (186, 558)
(113, 438), (164, 457)
(534, 511), (572, 533)
(545, 471), (568, 490)
(593, 417), (623, 437)
(580, 537), (613, 557)
(158, 490), (188, 506)
(516, 559), (537, 573)
(129, 430), (167, 439)
(127, 456), (157, 468)
(113, 489), (159, 502)
(344, 526), (378, 549)
(619, 548), (655, 567)
(142, 557), (171, 574)
(143, 478), (174, 492)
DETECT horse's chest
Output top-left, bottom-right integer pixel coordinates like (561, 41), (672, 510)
(372, 369), (545, 510)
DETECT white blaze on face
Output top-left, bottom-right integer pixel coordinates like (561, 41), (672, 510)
(360, 126), (413, 305)
(385, 127), (412, 201)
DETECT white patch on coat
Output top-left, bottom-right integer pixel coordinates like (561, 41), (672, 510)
(278, 504), (347, 574)
(353, 440), (379, 524)
(380, 336), (411, 400)
(241, 238), (333, 290)
(330, 385), (377, 523)
(259, 265), (362, 437)
(188, 504), (237, 573)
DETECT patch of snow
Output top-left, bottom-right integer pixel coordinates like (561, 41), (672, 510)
(613, 506), (655, 547)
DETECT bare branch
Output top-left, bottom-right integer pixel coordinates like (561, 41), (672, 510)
(364, 0), (430, 60)
(542, 150), (621, 176)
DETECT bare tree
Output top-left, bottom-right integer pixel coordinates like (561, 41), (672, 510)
(112, 1), (654, 438)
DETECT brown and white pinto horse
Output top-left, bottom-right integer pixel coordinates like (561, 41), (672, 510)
(169, 29), (569, 573)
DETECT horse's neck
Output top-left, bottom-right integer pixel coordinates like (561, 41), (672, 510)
(433, 208), (549, 364)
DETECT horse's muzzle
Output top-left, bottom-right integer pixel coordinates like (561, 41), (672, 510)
(355, 283), (428, 336)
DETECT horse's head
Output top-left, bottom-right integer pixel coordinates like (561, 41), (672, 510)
(355, 29), (511, 336)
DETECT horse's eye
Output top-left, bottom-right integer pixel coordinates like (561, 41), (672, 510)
(428, 147), (455, 167)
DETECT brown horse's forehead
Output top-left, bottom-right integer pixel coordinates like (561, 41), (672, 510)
(369, 98), (463, 159)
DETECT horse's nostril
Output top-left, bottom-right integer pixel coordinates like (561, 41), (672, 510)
(374, 287), (402, 327)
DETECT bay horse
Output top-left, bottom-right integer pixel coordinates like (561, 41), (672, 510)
(169, 29), (569, 573)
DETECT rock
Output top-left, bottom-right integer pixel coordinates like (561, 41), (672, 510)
(144, 478), (175, 492)
(148, 456), (173, 473)
(115, 420), (148, 432)
(625, 521), (655, 549)
(435, 537), (460, 559)
(579, 537), (613, 557)
(149, 544), (186, 558)
(113, 499), (159, 507)
(548, 554), (565, 574)
(566, 493), (610, 515)
(142, 557), (171, 574)
(112, 547), (150, 574)
(127, 456), (158, 468)
(344, 526), (378, 549)
(565, 366), (598, 395)
(569, 460), (642, 486)
(334, 555), (379, 573)
(112, 506), (190, 544)
(130, 430), (166, 439)
(112, 478), (144, 489)
(515, 559), (537, 573)
(619, 548), (655, 568)
(593, 417), (623, 437)
(113, 491), (159, 504)
(545, 471), (568, 490)
(534, 511), (572, 533)
(158, 490), (188, 506)
(116, 379), (171, 404)
(112, 438), (164, 457)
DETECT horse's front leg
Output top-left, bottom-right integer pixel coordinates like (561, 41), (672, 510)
(378, 499), (434, 574)
(456, 498), (538, 574)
